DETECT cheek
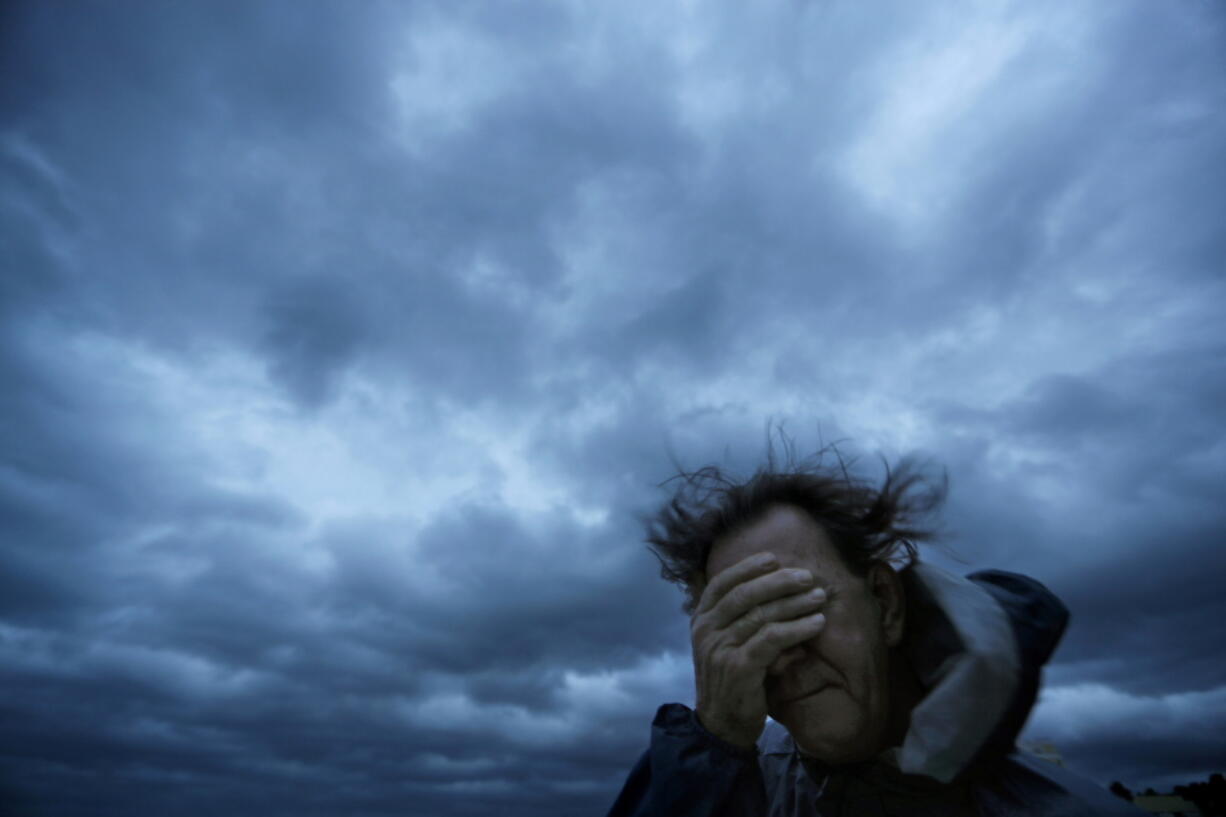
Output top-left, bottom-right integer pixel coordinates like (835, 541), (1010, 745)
(822, 622), (870, 675)
(821, 616), (886, 697)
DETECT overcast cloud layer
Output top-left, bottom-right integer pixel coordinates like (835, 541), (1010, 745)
(2, 1), (1224, 814)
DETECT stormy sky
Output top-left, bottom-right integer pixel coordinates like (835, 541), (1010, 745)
(2, 1), (1223, 814)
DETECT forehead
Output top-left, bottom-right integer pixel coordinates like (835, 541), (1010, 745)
(706, 504), (850, 580)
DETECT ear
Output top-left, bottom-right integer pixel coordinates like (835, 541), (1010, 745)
(868, 562), (906, 648)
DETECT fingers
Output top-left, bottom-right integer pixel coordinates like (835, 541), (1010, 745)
(690, 555), (826, 749)
(741, 612), (826, 669)
(707, 567), (819, 632)
(695, 553), (780, 616)
(724, 585), (826, 646)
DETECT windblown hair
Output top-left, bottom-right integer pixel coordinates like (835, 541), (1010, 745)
(645, 440), (949, 615)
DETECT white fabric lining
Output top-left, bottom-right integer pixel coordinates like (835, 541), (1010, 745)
(897, 563), (1021, 782)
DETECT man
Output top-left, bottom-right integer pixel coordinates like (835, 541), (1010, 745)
(606, 449), (1141, 816)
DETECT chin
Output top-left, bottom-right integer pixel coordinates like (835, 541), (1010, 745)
(778, 695), (879, 764)
(791, 732), (872, 765)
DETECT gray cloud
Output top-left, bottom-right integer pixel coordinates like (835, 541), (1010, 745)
(2, 0), (1224, 813)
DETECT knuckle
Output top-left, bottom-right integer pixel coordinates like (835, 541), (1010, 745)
(760, 619), (786, 643)
(727, 651), (750, 676)
(743, 639), (772, 667)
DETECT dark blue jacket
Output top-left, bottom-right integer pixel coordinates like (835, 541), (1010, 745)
(606, 564), (1144, 816)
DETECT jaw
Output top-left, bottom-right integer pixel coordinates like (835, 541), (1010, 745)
(783, 653), (919, 765)
(774, 688), (884, 765)
(880, 653), (924, 752)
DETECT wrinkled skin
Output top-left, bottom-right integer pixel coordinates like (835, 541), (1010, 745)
(692, 504), (907, 763)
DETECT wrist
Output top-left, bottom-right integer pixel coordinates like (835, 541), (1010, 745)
(694, 709), (761, 752)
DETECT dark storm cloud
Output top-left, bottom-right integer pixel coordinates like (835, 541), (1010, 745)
(4, 0), (695, 407)
(261, 276), (372, 407)
(2, 0), (1225, 813)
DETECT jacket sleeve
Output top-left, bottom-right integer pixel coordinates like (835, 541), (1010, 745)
(605, 703), (768, 817)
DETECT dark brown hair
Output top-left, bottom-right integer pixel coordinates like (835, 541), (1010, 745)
(645, 439), (949, 614)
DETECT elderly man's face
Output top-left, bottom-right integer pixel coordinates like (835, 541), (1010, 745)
(704, 504), (906, 764)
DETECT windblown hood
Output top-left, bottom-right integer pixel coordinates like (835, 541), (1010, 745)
(894, 563), (1069, 782)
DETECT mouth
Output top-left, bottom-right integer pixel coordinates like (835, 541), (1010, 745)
(781, 683), (831, 705)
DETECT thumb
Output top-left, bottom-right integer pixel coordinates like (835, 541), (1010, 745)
(767, 647), (805, 676)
